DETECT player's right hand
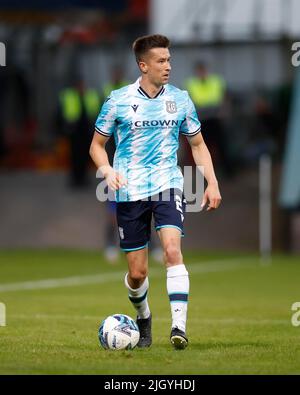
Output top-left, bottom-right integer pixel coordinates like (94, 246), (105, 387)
(104, 167), (127, 191)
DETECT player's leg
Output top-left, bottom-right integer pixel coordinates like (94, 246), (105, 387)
(124, 247), (152, 347)
(157, 227), (189, 349)
(157, 226), (183, 268)
(116, 200), (152, 347)
(153, 189), (189, 349)
(124, 247), (151, 319)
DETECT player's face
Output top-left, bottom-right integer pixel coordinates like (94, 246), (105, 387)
(140, 47), (171, 86)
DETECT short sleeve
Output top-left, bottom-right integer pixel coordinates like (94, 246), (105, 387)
(95, 93), (117, 137)
(180, 93), (201, 137)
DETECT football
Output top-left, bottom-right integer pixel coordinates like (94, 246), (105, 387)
(98, 314), (140, 350)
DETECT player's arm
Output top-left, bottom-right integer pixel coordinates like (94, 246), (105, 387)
(188, 132), (222, 211)
(89, 132), (126, 191)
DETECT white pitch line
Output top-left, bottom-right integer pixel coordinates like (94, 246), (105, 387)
(0, 272), (122, 292)
(8, 314), (288, 326)
(0, 257), (257, 293)
(155, 317), (289, 325)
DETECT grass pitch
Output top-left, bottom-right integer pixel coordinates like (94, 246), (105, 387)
(0, 249), (300, 375)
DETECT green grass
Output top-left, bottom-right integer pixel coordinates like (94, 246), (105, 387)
(0, 249), (300, 375)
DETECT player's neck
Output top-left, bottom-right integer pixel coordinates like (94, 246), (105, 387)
(140, 78), (163, 99)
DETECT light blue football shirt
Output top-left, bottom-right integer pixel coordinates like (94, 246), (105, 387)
(95, 78), (201, 202)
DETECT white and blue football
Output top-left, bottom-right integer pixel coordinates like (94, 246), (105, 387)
(98, 314), (140, 350)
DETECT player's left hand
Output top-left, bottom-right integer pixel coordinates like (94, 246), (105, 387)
(201, 182), (222, 211)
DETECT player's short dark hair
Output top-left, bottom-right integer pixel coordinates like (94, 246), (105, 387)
(132, 34), (170, 63)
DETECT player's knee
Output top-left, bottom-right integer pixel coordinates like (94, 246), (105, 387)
(164, 243), (182, 265)
(128, 269), (147, 288)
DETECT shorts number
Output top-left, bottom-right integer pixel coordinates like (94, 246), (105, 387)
(175, 195), (182, 213)
(175, 195), (184, 222)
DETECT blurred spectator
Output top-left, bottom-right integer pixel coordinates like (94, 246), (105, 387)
(0, 66), (36, 168)
(184, 62), (234, 177)
(275, 79), (293, 150)
(57, 78), (100, 188)
(101, 66), (129, 99)
(243, 94), (277, 162)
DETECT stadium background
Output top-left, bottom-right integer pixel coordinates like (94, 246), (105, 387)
(0, 0), (300, 375)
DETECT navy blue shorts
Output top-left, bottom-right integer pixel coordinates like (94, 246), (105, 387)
(116, 188), (186, 252)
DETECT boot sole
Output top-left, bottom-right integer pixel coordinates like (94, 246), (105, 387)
(170, 335), (188, 350)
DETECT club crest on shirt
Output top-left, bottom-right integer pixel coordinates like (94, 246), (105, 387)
(166, 101), (177, 113)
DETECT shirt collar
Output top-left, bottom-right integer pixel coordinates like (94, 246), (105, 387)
(135, 77), (166, 99)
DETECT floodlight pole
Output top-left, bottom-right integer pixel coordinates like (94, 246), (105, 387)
(259, 154), (272, 264)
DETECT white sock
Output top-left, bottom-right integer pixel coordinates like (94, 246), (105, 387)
(167, 264), (189, 333)
(124, 273), (151, 319)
